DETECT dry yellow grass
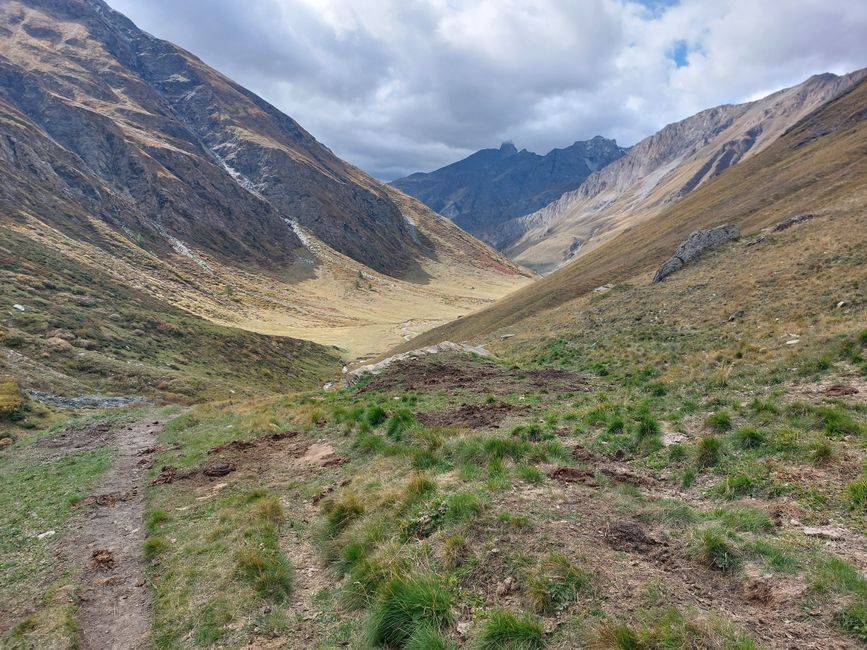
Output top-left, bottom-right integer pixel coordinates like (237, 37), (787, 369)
(0, 379), (22, 415)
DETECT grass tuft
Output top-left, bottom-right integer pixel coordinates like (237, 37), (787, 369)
(477, 610), (544, 650)
(367, 574), (454, 647)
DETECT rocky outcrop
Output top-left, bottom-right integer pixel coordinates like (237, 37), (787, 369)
(652, 225), (740, 283)
(391, 137), (627, 244)
(344, 342), (491, 388)
(0, 0), (495, 279)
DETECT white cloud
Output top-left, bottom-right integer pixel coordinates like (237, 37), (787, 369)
(108, 0), (867, 179)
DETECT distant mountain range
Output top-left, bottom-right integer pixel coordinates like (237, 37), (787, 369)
(496, 69), (867, 273)
(391, 137), (627, 244)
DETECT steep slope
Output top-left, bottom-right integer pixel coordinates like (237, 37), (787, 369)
(391, 137), (626, 244)
(400, 73), (867, 349)
(0, 0), (534, 358)
(499, 69), (867, 273)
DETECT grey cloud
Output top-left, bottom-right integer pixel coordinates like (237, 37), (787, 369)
(108, 0), (867, 180)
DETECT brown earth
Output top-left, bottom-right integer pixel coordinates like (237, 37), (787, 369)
(61, 413), (173, 650)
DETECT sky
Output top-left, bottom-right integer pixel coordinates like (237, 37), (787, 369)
(109, 0), (867, 180)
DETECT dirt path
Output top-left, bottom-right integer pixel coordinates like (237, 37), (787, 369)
(67, 413), (169, 650)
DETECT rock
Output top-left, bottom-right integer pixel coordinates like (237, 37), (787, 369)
(46, 336), (73, 352)
(662, 430), (688, 446)
(802, 526), (845, 541)
(456, 620), (473, 638)
(652, 224), (740, 283)
(36, 530), (56, 540)
(593, 283), (614, 293)
(495, 576), (515, 596)
(773, 213), (815, 231)
(12, 304), (25, 311)
(836, 301), (848, 309)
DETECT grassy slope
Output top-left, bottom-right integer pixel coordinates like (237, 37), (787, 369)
(113, 79), (867, 649)
(397, 77), (867, 351)
(0, 226), (339, 410)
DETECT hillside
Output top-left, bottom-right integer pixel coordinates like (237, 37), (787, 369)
(0, 0), (534, 359)
(402, 74), (867, 349)
(498, 69), (867, 273)
(391, 137), (626, 244)
(10, 134), (861, 647)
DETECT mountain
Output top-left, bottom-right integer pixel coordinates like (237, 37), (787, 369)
(399, 71), (867, 349)
(497, 69), (867, 273)
(391, 137), (627, 243)
(0, 0), (534, 360)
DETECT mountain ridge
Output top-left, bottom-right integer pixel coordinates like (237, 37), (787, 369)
(391, 135), (627, 244)
(0, 0), (534, 358)
(497, 68), (867, 272)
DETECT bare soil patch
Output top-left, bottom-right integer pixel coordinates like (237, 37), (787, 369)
(358, 354), (589, 396)
(416, 401), (527, 429)
(63, 413), (172, 650)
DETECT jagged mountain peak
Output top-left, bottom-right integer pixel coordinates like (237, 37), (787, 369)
(391, 135), (626, 242)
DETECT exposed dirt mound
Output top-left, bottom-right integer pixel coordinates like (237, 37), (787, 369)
(359, 354), (588, 396)
(821, 384), (859, 397)
(416, 401), (527, 429)
(547, 466), (598, 486)
(605, 520), (664, 555)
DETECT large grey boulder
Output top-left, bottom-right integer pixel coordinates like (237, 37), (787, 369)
(652, 224), (740, 283)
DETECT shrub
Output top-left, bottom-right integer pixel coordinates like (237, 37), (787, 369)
(735, 427), (765, 449)
(0, 378), (24, 420)
(705, 411), (733, 433)
(525, 554), (590, 615)
(477, 611), (544, 650)
(691, 527), (740, 572)
(367, 575), (454, 647)
(386, 409), (416, 440)
(695, 437), (722, 467)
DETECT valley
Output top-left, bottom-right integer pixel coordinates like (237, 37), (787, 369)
(1, 1), (866, 649)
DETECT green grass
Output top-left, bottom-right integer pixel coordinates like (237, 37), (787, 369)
(147, 487), (297, 648)
(0, 425), (115, 648)
(367, 574), (454, 647)
(690, 527), (741, 572)
(525, 554), (590, 615)
(477, 611), (545, 650)
(593, 607), (759, 649)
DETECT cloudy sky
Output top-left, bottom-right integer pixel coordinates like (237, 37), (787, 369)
(109, 0), (867, 180)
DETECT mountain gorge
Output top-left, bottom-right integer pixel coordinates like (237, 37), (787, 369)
(0, 0), (533, 360)
(391, 137), (627, 244)
(2, 2), (866, 649)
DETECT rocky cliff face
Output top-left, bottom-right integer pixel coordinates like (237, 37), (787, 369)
(391, 137), (626, 244)
(0, 0), (492, 278)
(498, 69), (867, 273)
